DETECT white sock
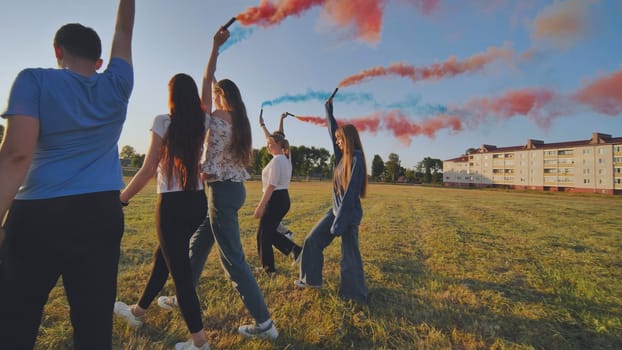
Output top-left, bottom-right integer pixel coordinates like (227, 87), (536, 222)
(257, 318), (272, 329)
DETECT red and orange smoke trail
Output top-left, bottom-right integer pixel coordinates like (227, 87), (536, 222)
(236, 0), (440, 43)
(463, 88), (561, 128)
(292, 115), (326, 126)
(338, 44), (514, 87)
(293, 111), (461, 145)
(572, 69), (622, 116)
(236, 0), (324, 27)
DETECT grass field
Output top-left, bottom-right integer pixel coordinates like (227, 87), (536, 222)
(33, 181), (621, 349)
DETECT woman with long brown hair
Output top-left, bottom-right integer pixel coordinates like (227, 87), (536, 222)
(198, 27), (278, 340)
(113, 73), (210, 350)
(294, 96), (369, 304)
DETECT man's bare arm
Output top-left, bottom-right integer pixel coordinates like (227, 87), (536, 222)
(110, 0), (135, 64)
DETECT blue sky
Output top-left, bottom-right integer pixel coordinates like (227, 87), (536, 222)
(1, 0), (621, 171)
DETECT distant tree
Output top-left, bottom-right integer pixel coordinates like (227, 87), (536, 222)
(251, 149), (263, 175)
(290, 145), (302, 176)
(0, 124), (4, 144)
(384, 153), (402, 182)
(465, 147), (477, 155)
(260, 147), (272, 169)
(420, 157), (443, 183)
(120, 145), (137, 159)
(371, 154), (385, 181)
(405, 169), (416, 183)
(130, 154), (145, 168)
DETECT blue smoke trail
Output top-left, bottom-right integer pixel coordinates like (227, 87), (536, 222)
(219, 26), (255, 53)
(262, 90), (448, 115)
(261, 90), (374, 107)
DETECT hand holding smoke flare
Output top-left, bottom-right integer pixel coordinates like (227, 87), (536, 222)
(223, 17), (236, 30)
(329, 87), (339, 100)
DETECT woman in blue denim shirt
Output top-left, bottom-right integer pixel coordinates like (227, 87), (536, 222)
(294, 97), (369, 304)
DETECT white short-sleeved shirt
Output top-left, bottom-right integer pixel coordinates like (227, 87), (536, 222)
(261, 154), (292, 193)
(151, 113), (209, 193)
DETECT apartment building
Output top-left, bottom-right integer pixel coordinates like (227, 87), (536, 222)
(443, 132), (622, 195)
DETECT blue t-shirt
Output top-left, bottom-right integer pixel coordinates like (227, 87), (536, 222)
(1, 58), (133, 199)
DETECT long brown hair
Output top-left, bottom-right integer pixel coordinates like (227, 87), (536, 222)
(213, 79), (252, 166)
(161, 73), (205, 191)
(334, 124), (367, 198)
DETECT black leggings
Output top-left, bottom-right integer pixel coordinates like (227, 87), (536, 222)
(137, 190), (207, 333)
(0, 191), (124, 350)
(256, 189), (300, 272)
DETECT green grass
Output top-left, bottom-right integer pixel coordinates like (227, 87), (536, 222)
(33, 181), (622, 349)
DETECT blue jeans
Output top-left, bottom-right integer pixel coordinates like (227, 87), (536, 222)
(188, 215), (214, 287)
(207, 181), (271, 323)
(299, 209), (368, 304)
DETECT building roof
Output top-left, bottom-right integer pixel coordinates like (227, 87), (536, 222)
(445, 132), (622, 161)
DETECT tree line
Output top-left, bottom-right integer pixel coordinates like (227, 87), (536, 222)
(119, 144), (444, 184)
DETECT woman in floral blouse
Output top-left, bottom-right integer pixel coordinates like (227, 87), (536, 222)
(199, 27), (278, 340)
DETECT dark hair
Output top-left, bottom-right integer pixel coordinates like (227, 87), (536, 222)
(54, 23), (102, 61)
(161, 73), (206, 191)
(213, 79), (253, 166)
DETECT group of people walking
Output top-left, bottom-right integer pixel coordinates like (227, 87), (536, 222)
(0, 1), (368, 349)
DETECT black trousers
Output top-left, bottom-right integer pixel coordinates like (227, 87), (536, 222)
(137, 190), (207, 333)
(0, 191), (124, 350)
(256, 189), (299, 272)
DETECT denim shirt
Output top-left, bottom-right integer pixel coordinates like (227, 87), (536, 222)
(326, 103), (364, 235)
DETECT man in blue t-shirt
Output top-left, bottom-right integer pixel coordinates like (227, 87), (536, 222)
(0, 1), (135, 349)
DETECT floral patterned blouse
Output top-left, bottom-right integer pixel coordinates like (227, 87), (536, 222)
(201, 116), (250, 182)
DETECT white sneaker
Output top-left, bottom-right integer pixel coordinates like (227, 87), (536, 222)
(294, 279), (321, 289)
(174, 339), (210, 350)
(157, 295), (178, 310)
(113, 301), (144, 327)
(238, 320), (278, 340)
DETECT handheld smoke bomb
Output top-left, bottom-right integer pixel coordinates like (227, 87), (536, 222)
(285, 112), (296, 117)
(223, 17), (236, 30)
(259, 108), (263, 118)
(329, 87), (339, 99)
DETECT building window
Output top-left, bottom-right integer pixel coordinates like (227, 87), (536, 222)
(599, 158), (605, 165)
(598, 148), (605, 155)
(583, 149), (590, 155)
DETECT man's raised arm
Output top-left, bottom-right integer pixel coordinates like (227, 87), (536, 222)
(110, 0), (135, 64)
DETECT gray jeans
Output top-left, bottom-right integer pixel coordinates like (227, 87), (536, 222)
(299, 209), (368, 304)
(205, 181), (271, 323)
